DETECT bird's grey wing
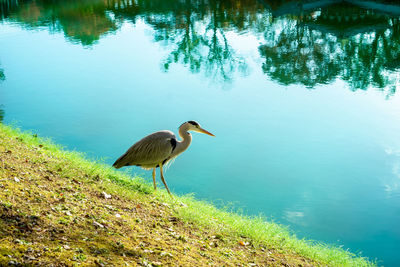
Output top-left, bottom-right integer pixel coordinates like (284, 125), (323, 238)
(113, 131), (176, 168)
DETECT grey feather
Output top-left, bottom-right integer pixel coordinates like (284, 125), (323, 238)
(113, 130), (176, 169)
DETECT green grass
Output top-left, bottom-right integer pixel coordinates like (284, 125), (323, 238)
(173, 195), (375, 266)
(0, 123), (376, 266)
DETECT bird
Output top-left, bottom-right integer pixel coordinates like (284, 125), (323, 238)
(112, 121), (214, 196)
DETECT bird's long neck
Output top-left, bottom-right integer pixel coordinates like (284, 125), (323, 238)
(172, 128), (192, 157)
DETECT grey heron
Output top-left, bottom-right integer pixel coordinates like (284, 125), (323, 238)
(112, 121), (214, 196)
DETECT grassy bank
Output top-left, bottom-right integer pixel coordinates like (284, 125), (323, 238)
(0, 123), (375, 266)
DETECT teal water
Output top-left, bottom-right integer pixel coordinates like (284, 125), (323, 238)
(1, 0), (400, 265)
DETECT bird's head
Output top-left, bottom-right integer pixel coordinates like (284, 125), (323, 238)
(180, 121), (215, 136)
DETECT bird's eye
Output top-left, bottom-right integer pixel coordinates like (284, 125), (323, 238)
(188, 120), (199, 126)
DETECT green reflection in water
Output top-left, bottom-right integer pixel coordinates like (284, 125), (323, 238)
(0, 67), (4, 122)
(0, 0), (118, 45)
(109, 0), (262, 82)
(1, 0), (399, 89)
(0, 68), (4, 82)
(259, 2), (400, 95)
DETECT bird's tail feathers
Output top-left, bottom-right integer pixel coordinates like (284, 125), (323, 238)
(112, 162), (123, 169)
(112, 153), (128, 169)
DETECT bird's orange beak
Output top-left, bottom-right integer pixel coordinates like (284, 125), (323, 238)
(198, 127), (215, 137)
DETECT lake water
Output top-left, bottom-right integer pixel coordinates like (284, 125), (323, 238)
(1, 0), (400, 265)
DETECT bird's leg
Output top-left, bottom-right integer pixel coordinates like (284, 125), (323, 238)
(159, 164), (172, 197)
(152, 168), (157, 191)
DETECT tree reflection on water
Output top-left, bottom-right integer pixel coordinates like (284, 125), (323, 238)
(0, 0), (399, 92)
(0, 108), (4, 123)
(0, 67), (4, 122)
(259, 2), (400, 95)
(0, 68), (4, 82)
(0, 0), (118, 45)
